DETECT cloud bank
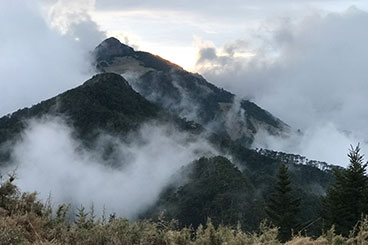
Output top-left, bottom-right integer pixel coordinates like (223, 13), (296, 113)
(196, 7), (368, 165)
(8, 117), (217, 218)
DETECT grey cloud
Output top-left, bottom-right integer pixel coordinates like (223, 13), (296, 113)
(197, 47), (218, 63)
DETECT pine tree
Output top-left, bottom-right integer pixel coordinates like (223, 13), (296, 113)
(322, 145), (368, 236)
(265, 163), (300, 242)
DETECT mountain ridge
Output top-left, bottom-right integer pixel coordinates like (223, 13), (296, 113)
(93, 37), (290, 147)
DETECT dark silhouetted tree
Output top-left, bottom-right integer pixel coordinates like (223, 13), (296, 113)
(322, 144), (368, 236)
(265, 163), (300, 242)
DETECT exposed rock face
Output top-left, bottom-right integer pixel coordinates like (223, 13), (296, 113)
(93, 37), (290, 146)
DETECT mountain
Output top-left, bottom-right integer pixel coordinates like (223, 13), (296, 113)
(94, 37), (289, 147)
(0, 46), (334, 235)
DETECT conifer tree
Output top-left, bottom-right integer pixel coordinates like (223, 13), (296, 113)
(265, 163), (300, 242)
(322, 145), (368, 236)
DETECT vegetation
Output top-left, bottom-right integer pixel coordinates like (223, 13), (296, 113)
(1, 174), (368, 244)
(265, 163), (300, 242)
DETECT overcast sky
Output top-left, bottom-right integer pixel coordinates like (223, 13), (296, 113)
(2, 0), (368, 165)
(90, 0), (368, 70)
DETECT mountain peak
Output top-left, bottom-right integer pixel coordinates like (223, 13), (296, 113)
(94, 37), (135, 64)
(101, 37), (132, 50)
(103, 37), (123, 45)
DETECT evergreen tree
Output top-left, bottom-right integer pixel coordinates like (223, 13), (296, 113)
(265, 163), (300, 242)
(322, 145), (368, 236)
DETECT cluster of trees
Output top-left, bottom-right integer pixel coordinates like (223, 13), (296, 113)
(265, 144), (368, 241)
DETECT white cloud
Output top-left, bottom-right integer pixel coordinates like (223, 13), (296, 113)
(8, 117), (217, 218)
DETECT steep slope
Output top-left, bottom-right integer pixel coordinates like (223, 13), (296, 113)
(94, 37), (289, 147)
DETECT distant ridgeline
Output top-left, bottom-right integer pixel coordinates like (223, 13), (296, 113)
(0, 37), (339, 236)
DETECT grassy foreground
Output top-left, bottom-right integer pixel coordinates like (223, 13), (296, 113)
(1, 178), (368, 244)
